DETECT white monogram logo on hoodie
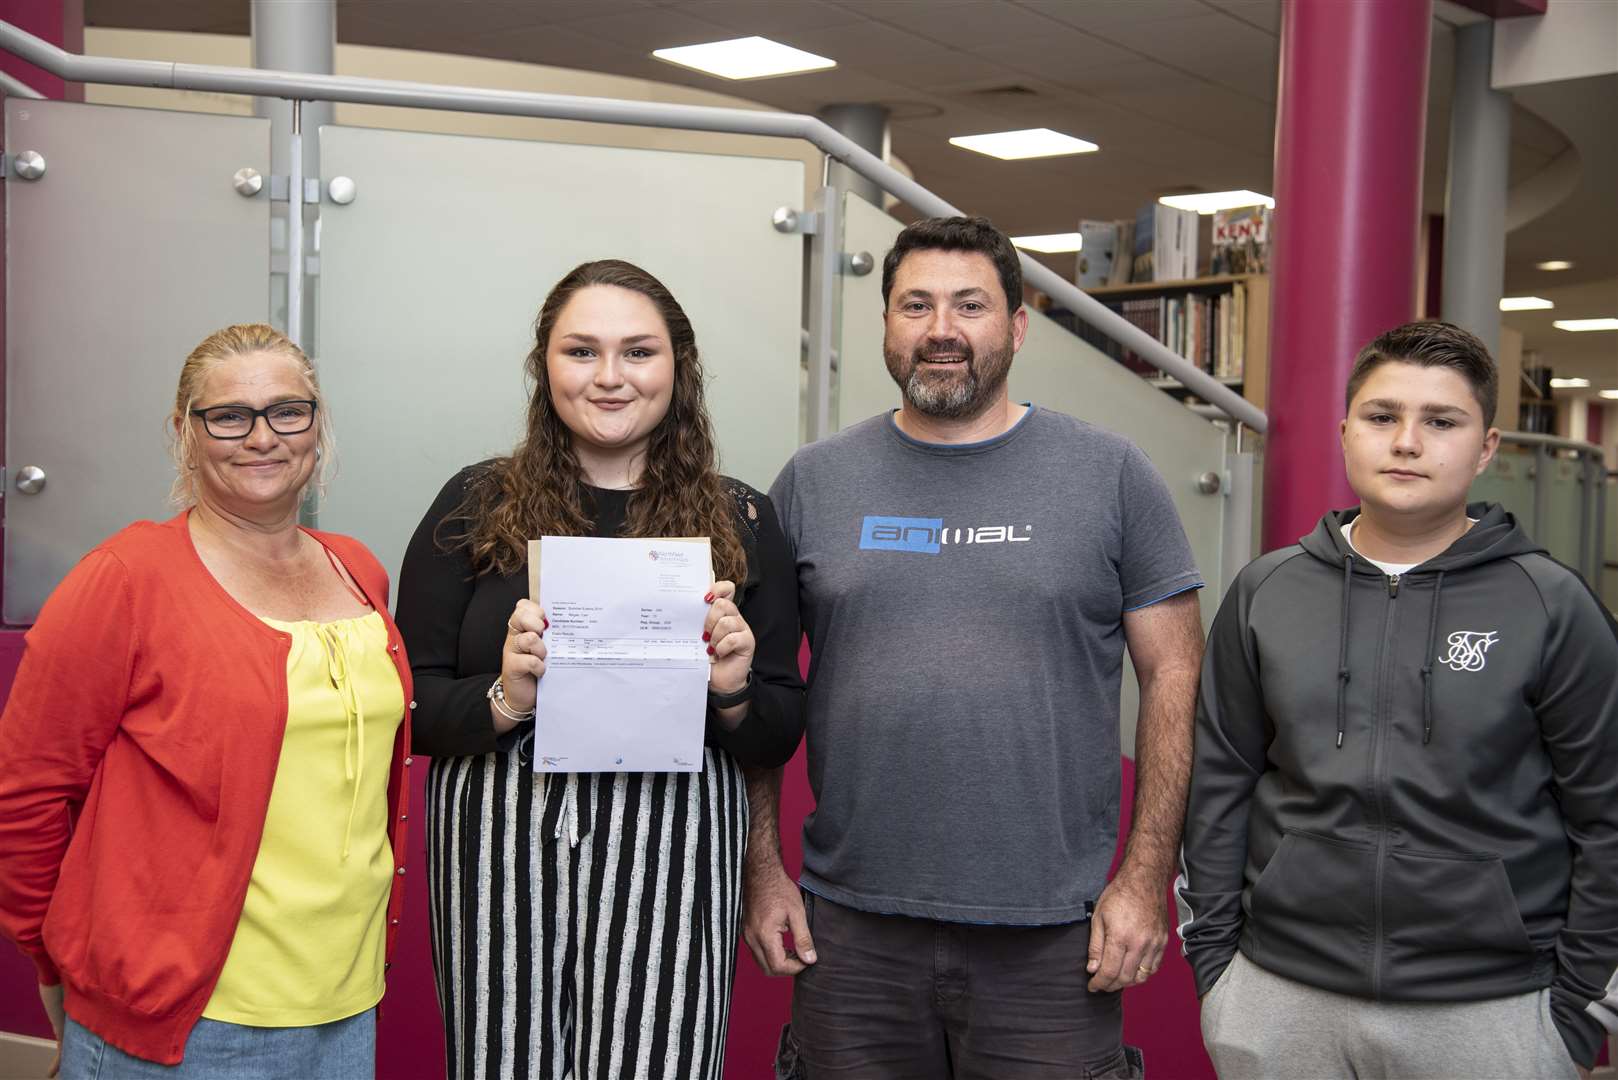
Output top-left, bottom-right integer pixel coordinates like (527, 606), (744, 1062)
(1440, 630), (1499, 673)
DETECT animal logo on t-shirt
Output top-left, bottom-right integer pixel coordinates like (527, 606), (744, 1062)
(857, 515), (1033, 554)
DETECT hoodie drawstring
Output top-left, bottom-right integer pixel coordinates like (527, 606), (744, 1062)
(1336, 554), (1353, 749)
(1420, 570), (1446, 745)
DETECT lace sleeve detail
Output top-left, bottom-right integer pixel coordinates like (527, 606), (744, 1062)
(724, 477), (764, 546)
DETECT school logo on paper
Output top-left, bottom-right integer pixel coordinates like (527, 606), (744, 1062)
(1439, 630), (1498, 673)
(857, 515), (1032, 554)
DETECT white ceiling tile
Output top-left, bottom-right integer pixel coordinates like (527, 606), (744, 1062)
(965, 30), (1150, 77)
(1110, 86), (1274, 155)
(1097, 12), (1279, 101)
(851, 0), (1070, 45)
(667, 0), (873, 33)
(1016, 0), (1215, 33)
(1200, 0), (1281, 35)
(558, 7), (734, 52)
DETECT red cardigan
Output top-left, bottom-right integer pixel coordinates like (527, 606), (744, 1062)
(0, 513), (415, 1065)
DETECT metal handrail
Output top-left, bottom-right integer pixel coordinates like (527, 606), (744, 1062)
(1497, 430), (1604, 456)
(0, 66), (43, 99)
(0, 18), (1268, 432)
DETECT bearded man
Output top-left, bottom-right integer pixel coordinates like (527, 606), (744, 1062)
(745, 216), (1206, 1080)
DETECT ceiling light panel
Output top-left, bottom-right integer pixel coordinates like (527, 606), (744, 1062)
(1553, 318), (1618, 332)
(651, 37), (835, 80)
(1536, 260), (1574, 271)
(1549, 377), (1591, 388)
(1011, 232), (1084, 253)
(1158, 190), (1275, 215)
(1499, 296), (1554, 311)
(1601, 390), (1618, 400)
(949, 128), (1099, 160)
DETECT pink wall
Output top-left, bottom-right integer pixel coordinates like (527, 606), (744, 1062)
(1263, 0), (1432, 550)
(0, 0), (81, 101)
(0, 633), (48, 1041)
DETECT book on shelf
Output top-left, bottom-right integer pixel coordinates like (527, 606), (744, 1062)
(1163, 204), (1198, 281)
(1076, 218), (1141, 288)
(1077, 278), (1252, 388)
(1132, 202), (1200, 283)
(1131, 205), (1155, 283)
(1108, 219), (1135, 285)
(1211, 205), (1272, 275)
(1077, 220), (1117, 289)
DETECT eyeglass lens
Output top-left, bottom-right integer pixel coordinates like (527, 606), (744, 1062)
(199, 401), (315, 437)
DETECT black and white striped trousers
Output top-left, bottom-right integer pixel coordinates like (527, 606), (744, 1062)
(426, 748), (748, 1080)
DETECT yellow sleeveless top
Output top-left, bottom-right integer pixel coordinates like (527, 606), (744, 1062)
(204, 611), (405, 1025)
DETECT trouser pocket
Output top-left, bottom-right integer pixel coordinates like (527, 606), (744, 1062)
(1083, 1044), (1145, 1078)
(774, 1023), (808, 1080)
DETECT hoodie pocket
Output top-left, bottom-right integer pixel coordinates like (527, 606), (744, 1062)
(1381, 848), (1535, 991)
(1247, 829), (1376, 993)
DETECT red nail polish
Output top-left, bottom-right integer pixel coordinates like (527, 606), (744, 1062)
(542, 619), (549, 630)
(704, 592), (714, 603)
(701, 631), (711, 642)
(706, 645), (715, 655)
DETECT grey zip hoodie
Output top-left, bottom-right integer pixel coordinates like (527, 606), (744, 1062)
(1178, 503), (1618, 1066)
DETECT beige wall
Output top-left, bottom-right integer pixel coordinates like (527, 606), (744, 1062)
(1493, 0), (1618, 89)
(1497, 324), (1523, 430)
(1590, 399), (1617, 469)
(81, 28), (901, 205)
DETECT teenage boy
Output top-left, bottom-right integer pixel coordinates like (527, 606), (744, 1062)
(1179, 321), (1617, 1079)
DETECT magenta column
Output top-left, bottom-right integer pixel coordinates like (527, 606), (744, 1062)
(1263, 0), (1432, 551)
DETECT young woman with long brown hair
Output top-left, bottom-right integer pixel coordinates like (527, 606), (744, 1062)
(395, 260), (804, 1080)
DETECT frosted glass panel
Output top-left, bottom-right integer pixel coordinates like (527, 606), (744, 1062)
(1471, 446), (1599, 578)
(316, 126), (803, 584)
(836, 191), (1234, 752)
(1605, 474), (1617, 609)
(1540, 454), (1584, 568)
(4, 99), (270, 622)
(1469, 447), (1535, 516)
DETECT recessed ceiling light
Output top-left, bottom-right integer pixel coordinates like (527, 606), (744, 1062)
(1011, 232), (1084, 253)
(1553, 318), (1618, 332)
(1499, 296), (1554, 311)
(1158, 190), (1275, 215)
(1601, 389), (1618, 400)
(1549, 377), (1591, 388)
(1536, 260), (1574, 271)
(651, 37), (835, 80)
(948, 128), (1099, 160)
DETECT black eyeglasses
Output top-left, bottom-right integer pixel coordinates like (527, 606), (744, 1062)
(189, 400), (318, 439)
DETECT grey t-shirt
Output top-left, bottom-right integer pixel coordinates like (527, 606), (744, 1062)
(769, 406), (1203, 923)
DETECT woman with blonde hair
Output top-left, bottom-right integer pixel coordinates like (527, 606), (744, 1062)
(398, 259), (804, 1079)
(0, 324), (413, 1078)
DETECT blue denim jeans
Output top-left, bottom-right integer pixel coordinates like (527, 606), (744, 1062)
(60, 1009), (375, 1080)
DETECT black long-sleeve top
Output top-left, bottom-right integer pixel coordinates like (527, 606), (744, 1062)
(396, 465), (805, 769)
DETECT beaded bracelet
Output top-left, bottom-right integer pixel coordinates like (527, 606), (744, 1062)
(486, 677), (536, 723)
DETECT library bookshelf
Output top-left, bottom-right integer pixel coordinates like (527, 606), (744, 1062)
(1081, 273), (1271, 415)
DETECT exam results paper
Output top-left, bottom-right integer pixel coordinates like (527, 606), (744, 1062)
(527, 535), (712, 772)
